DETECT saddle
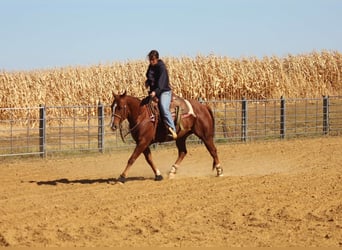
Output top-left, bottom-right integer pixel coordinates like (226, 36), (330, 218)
(145, 94), (196, 132)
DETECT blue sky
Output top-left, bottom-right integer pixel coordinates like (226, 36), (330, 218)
(1, 0), (341, 71)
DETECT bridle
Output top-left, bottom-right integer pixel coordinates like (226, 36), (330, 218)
(111, 103), (127, 125)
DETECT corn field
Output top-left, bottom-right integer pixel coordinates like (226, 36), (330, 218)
(0, 50), (341, 122)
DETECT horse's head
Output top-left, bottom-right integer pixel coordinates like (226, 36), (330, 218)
(110, 91), (128, 131)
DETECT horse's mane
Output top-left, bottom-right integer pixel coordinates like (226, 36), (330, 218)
(122, 95), (144, 106)
(126, 95), (142, 102)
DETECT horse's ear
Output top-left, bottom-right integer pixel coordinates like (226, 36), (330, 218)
(112, 91), (116, 98)
(121, 90), (127, 97)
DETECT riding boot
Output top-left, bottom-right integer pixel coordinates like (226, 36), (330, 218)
(168, 127), (177, 140)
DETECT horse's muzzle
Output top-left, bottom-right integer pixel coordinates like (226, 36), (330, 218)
(111, 124), (118, 131)
(110, 116), (118, 131)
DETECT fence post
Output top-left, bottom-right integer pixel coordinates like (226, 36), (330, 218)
(241, 97), (248, 141)
(98, 101), (105, 153)
(39, 104), (46, 158)
(323, 96), (329, 135)
(280, 96), (286, 139)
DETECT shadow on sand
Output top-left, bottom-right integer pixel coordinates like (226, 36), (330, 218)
(29, 176), (150, 186)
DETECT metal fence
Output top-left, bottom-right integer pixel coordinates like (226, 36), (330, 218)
(210, 96), (342, 142)
(1, 96), (341, 158)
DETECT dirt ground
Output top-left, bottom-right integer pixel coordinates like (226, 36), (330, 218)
(0, 137), (341, 247)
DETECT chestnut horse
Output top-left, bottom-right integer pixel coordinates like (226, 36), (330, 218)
(110, 91), (223, 183)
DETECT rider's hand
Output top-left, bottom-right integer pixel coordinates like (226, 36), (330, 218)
(150, 91), (156, 98)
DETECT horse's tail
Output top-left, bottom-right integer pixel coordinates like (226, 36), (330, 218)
(206, 105), (215, 136)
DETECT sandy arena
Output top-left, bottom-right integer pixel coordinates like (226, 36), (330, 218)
(0, 137), (341, 247)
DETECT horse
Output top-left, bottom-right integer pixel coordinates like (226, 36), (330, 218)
(110, 91), (223, 183)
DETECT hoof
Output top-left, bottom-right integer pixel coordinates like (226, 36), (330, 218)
(216, 169), (224, 177)
(215, 164), (223, 177)
(117, 174), (126, 184)
(155, 175), (163, 181)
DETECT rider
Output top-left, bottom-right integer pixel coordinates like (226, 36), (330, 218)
(145, 50), (177, 140)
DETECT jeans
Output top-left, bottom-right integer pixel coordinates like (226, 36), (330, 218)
(159, 90), (176, 131)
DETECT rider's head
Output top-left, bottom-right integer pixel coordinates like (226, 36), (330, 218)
(148, 50), (159, 66)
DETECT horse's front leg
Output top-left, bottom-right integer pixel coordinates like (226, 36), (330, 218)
(143, 147), (163, 181)
(117, 143), (147, 183)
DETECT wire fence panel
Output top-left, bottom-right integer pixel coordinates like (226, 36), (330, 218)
(329, 96), (342, 135)
(210, 99), (286, 142)
(44, 105), (103, 155)
(285, 98), (324, 138)
(245, 99), (282, 141)
(205, 96), (342, 142)
(0, 107), (41, 156)
(0, 96), (341, 158)
(210, 100), (242, 142)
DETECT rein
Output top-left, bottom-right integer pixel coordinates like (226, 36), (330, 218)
(119, 118), (152, 143)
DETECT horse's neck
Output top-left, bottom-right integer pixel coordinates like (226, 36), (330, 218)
(126, 97), (144, 125)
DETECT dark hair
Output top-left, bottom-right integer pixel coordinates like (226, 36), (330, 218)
(148, 50), (159, 60)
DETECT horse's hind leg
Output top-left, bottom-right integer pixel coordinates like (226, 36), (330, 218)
(202, 137), (223, 176)
(143, 147), (163, 181)
(168, 136), (188, 178)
